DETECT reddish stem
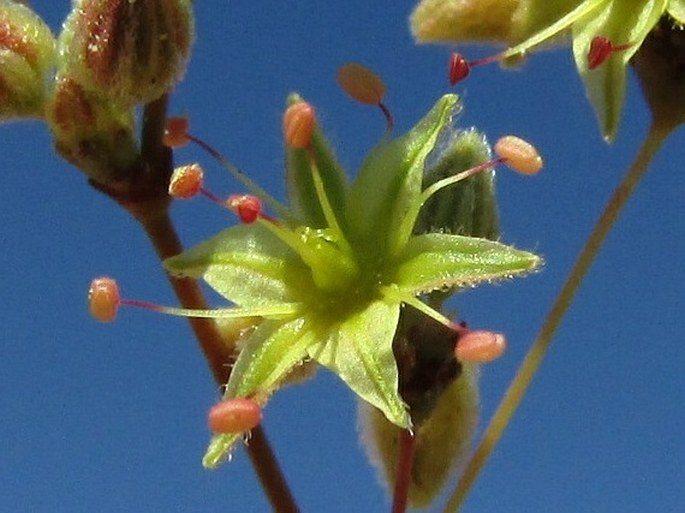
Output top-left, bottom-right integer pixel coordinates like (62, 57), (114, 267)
(91, 96), (300, 513)
(391, 429), (416, 513)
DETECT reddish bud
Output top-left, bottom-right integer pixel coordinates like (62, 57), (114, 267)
(494, 135), (543, 175)
(164, 116), (191, 148)
(0, 1), (56, 120)
(227, 194), (263, 224)
(449, 53), (470, 85)
(208, 398), (262, 434)
(45, 75), (139, 184)
(88, 277), (120, 322)
(59, 0), (195, 106)
(337, 62), (387, 105)
(455, 330), (506, 363)
(169, 163), (204, 198)
(283, 102), (316, 149)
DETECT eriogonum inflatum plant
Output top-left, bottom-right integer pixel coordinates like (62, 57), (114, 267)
(411, 0), (685, 140)
(90, 64), (542, 471)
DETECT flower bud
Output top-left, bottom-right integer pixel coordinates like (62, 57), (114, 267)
(0, 0), (56, 120)
(58, 0), (194, 106)
(358, 364), (479, 507)
(416, 128), (499, 240)
(45, 75), (139, 184)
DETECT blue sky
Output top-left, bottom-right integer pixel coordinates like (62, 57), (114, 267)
(1, 2), (683, 512)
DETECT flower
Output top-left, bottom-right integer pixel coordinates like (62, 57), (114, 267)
(164, 93), (541, 467)
(411, 0), (685, 140)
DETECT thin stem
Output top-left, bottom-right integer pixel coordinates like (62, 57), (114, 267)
(248, 427), (300, 513)
(391, 429), (416, 513)
(441, 122), (672, 513)
(108, 100), (300, 513)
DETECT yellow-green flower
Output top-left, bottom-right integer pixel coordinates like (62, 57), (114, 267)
(165, 93), (541, 468)
(411, 0), (685, 140)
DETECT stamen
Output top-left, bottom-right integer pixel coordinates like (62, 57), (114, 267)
(88, 277), (300, 321)
(227, 194), (264, 224)
(494, 136), (543, 175)
(168, 165), (270, 224)
(166, 121), (291, 221)
(168, 163), (204, 199)
(448, 51), (503, 86)
(588, 36), (634, 70)
(281, 101), (350, 246)
(337, 62), (394, 131)
(88, 277), (120, 322)
(208, 398), (262, 434)
(385, 288), (454, 329)
(283, 102), (316, 149)
(163, 116), (191, 148)
(455, 330), (507, 363)
(419, 158), (505, 207)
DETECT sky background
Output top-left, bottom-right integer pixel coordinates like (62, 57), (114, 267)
(1, 2), (684, 512)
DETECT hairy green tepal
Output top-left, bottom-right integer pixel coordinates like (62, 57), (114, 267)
(164, 93), (541, 468)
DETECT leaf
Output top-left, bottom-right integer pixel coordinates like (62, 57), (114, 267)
(225, 318), (314, 397)
(345, 94), (459, 259)
(203, 317), (316, 468)
(308, 300), (410, 428)
(285, 93), (349, 228)
(501, 0), (607, 59)
(669, 0), (685, 23)
(393, 233), (541, 294)
(572, 0), (668, 141)
(164, 223), (314, 307)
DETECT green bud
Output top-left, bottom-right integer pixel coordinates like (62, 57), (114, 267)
(415, 128), (499, 304)
(0, 0), (56, 120)
(359, 363), (479, 508)
(45, 74), (139, 184)
(358, 305), (479, 506)
(59, 0), (194, 106)
(416, 128), (499, 240)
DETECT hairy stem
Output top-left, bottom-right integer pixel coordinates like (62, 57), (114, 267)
(441, 122), (672, 513)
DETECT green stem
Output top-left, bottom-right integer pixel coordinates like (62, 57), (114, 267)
(441, 122), (672, 513)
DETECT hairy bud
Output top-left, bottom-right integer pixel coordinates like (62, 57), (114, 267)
(59, 0), (194, 106)
(0, 0), (56, 120)
(359, 364), (479, 507)
(45, 75), (139, 183)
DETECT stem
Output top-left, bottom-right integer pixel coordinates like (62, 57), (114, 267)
(247, 427), (300, 513)
(100, 99), (300, 513)
(391, 429), (416, 513)
(138, 210), (236, 383)
(441, 122), (672, 513)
